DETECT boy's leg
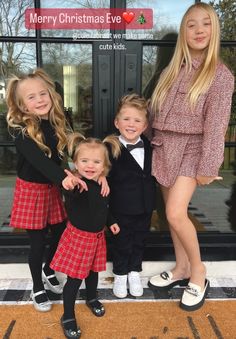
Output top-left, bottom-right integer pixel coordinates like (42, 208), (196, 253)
(111, 215), (133, 298)
(111, 215), (132, 275)
(127, 213), (151, 297)
(128, 213), (152, 272)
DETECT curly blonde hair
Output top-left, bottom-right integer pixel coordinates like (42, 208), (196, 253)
(6, 68), (70, 157)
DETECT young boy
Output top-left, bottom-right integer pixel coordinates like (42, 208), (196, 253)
(108, 94), (156, 298)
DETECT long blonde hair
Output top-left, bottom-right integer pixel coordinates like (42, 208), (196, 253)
(6, 68), (70, 157)
(67, 132), (121, 176)
(150, 2), (220, 112)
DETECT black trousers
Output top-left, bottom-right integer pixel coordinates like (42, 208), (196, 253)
(111, 212), (152, 275)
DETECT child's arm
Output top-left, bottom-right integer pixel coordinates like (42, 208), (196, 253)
(197, 66), (234, 178)
(64, 169), (88, 192)
(97, 175), (110, 196)
(14, 132), (82, 189)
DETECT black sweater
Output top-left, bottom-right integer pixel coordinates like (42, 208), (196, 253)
(63, 178), (116, 233)
(14, 119), (66, 185)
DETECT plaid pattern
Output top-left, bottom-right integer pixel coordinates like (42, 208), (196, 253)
(50, 222), (107, 279)
(10, 178), (66, 230)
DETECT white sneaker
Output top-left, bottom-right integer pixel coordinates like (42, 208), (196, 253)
(113, 274), (128, 298)
(128, 271), (143, 297)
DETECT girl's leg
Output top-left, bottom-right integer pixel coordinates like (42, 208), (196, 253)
(163, 176), (206, 289)
(85, 271), (105, 317)
(27, 229), (48, 303)
(63, 276), (82, 331)
(43, 221), (66, 286)
(85, 270), (98, 301)
(161, 186), (191, 280)
(43, 221), (66, 273)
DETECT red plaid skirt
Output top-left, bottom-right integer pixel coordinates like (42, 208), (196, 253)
(10, 178), (66, 230)
(50, 222), (107, 279)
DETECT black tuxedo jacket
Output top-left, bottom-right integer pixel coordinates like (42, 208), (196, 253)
(108, 135), (156, 215)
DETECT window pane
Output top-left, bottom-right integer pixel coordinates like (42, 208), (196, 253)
(0, 42), (36, 234)
(128, 0), (194, 40)
(0, 41), (36, 174)
(142, 43), (176, 99)
(206, 0), (236, 40)
(40, 0), (110, 38)
(0, 0), (35, 37)
(42, 43), (93, 136)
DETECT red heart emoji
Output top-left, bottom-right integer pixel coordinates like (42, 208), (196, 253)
(122, 12), (135, 24)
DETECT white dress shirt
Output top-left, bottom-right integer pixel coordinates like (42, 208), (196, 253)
(119, 135), (144, 169)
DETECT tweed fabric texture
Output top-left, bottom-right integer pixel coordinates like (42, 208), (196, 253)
(150, 61), (234, 187)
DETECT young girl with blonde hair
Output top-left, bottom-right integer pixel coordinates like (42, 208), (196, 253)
(6, 68), (86, 312)
(148, 2), (234, 311)
(50, 132), (120, 339)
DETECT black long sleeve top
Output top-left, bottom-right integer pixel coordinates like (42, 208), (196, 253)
(13, 119), (66, 185)
(63, 178), (116, 233)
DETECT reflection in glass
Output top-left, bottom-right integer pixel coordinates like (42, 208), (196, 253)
(0, 42), (37, 115)
(0, 42), (37, 178)
(42, 43), (93, 136)
(142, 33), (177, 99)
(127, 0), (194, 40)
(208, 0), (236, 40)
(0, 0), (35, 37)
(40, 0), (110, 38)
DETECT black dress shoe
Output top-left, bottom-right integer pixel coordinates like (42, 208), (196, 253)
(60, 316), (81, 339)
(86, 299), (105, 317)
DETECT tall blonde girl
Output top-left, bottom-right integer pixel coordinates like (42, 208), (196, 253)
(148, 3), (234, 311)
(50, 132), (120, 339)
(6, 69), (86, 313)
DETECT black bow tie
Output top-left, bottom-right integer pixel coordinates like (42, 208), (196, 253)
(126, 140), (144, 152)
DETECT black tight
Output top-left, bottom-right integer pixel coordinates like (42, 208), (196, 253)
(63, 271), (98, 320)
(27, 221), (66, 292)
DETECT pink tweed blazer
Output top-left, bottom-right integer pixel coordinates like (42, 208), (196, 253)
(149, 59), (235, 177)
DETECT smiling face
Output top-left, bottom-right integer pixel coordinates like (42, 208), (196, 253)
(17, 77), (52, 119)
(75, 144), (105, 181)
(185, 7), (212, 58)
(114, 105), (148, 144)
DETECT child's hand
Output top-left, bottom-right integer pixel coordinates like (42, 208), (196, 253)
(98, 176), (110, 196)
(63, 169), (88, 192)
(62, 175), (77, 190)
(196, 174), (223, 186)
(110, 223), (120, 235)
